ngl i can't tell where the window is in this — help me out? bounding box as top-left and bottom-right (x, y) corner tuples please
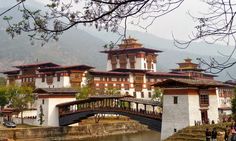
(173, 96), (178, 104)
(148, 92), (152, 98)
(141, 92), (144, 98)
(200, 94), (209, 105)
(125, 92), (129, 95)
(42, 99), (45, 105)
(133, 92), (136, 98)
(130, 62), (135, 69)
(144, 63), (146, 68)
(116, 84), (121, 89)
(108, 83), (113, 88)
(57, 73), (60, 82)
(99, 83), (105, 89)
(42, 75), (45, 82)
(134, 84), (142, 91)
(46, 75), (53, 84)
(124, 84), (129, 90)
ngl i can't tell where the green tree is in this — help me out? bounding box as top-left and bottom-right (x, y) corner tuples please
(0, 86), (8, 110)
(152, 87), (163, 106)
(8, 85), (34, 124)
(105, 88), (119, 95)
(0, 77), (6, 86)
(231, 88), (236, 120)
(75, 86), (92, 100)
(38, 105), (44, 126)
(74, 73), (96, 100)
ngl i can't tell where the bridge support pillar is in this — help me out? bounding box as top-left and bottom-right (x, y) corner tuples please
(135, 103), (138, 112)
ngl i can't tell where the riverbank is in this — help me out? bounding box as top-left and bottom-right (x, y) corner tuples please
(0, 121), (149, 141)
(164, 122), (230, 141)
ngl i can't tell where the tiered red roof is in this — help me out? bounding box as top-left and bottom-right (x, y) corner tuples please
(153, 78), (233, 88)
(2, 70), (20, 75)
(38, 65), (94, 72)
(89, 70), (129, 76)
(14, 62), (60, 68)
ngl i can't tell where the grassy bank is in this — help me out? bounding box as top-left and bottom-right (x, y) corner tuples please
(164, 123), (230, 141)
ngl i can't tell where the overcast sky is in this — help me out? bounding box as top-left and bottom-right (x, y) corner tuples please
(33, 0), (206, 41)
(0, 0), (219, 41)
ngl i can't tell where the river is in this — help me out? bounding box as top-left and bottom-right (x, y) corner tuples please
(79, 131), (161, 141)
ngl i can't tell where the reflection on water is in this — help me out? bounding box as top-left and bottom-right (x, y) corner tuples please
(79, 131), (161, 141)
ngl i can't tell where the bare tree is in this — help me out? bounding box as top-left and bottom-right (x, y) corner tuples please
(174, 0), (236, 74)
(1, 0), (184, 45)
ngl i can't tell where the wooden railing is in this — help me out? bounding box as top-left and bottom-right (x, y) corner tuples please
(58, 99), (162, 120)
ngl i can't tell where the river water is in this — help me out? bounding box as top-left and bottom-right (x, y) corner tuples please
(79, 131), (161, 141)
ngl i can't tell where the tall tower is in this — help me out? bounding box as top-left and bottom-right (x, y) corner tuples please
(100, 37), (162, 72)
(171, 58), (216, 79)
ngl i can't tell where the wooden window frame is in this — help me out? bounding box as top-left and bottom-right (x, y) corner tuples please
(173, 96), (178, 104)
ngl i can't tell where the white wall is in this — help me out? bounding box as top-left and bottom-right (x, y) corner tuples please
(208, 95), (219, 123)
(188, 95), (201, 126)
(17, 110), (37, 118)
(13, 117), (37, 126)
(135, 58), (142, 70)
(36, 98), (49, 126)
(106, 60), (112, 71)
(36, 97), (76, 127)
(161, 94), (190, 140)
(35, 76), (71, 88)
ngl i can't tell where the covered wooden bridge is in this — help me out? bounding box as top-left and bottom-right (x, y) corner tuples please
(56, 95), (162, 131)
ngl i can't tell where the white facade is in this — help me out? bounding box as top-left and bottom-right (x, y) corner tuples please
(36, 97), (76, 126)
(161, 88), (219, 140)
(35, 74), (87, 89)
(106, 55), (157, 72)
(216, 87), (233, 115)
(161, 94), (191, 140)
(35, 76), (71, 88)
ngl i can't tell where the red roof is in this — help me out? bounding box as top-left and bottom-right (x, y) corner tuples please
(111, 68), (148, 73)
(89, 70), (129, 76)
(100, 47), (162, 54)
(38, 65), (94, 72)
(153, 78), (234, 88)
(14, 62), (60, 68)
(1, 69), (20, 75)
(147, 71), (188, 77)
(218, 107), (231, 110)
(171, 68), (204, 72)
(0, 108), (18, 114)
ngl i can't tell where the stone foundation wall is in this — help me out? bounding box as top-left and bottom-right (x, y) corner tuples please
(0, 121), (149, 141)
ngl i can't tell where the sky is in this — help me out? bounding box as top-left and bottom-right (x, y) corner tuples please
(0, 0), (213, 40)
(32, 0), (206, 41)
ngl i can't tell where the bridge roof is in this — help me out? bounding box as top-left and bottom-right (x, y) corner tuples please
(56, 99), (96, 107)
(56, 95), (134, 107)
(89, 95), (124, 99)
(33, 88), (78, 94)
(119, 97), (161, 106)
